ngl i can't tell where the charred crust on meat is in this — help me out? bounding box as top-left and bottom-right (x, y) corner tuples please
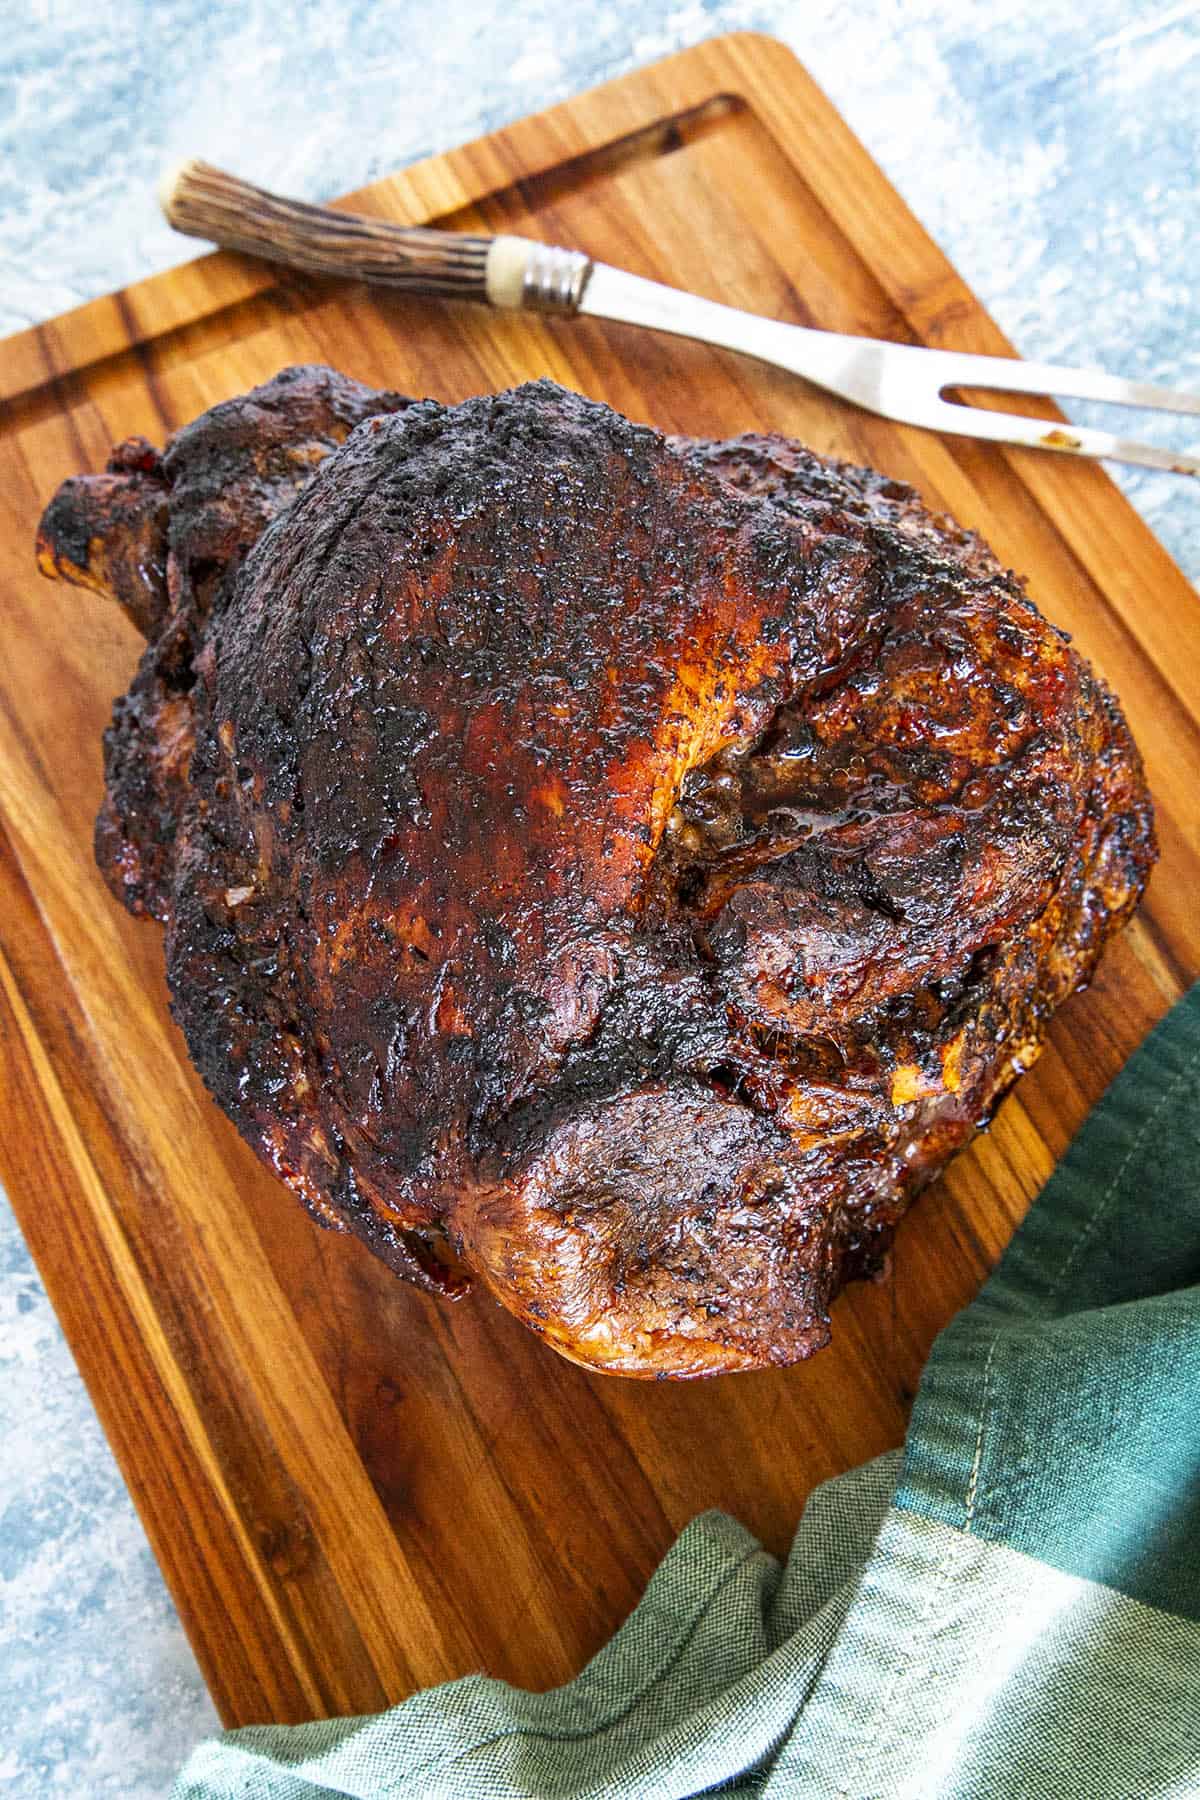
(36, 367), (1156, 1378)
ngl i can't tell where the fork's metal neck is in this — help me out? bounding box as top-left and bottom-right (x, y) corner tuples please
(521, 244), (593, 314)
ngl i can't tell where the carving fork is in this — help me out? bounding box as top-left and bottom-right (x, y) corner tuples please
(161, 161), (1200, 477)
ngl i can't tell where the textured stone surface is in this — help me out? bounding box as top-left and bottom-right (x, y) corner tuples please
(1, 3), (1196, 1794)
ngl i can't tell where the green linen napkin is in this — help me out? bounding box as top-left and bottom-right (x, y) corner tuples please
(174, 986), (1200, 1799)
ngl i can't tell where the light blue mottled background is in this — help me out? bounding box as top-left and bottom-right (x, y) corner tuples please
(1, 2), (1196, 1794)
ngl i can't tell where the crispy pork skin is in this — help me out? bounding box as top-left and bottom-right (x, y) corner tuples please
(37, 368), (1155, 1376)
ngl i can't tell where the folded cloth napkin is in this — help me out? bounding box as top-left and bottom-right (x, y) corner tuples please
(174, 988), (1200, 1800)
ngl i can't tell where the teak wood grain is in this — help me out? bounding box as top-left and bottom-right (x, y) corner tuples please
(0, 34), (1196, 1724)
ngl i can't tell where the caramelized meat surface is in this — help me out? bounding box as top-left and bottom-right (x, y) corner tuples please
(37, 368), (1155, 1376)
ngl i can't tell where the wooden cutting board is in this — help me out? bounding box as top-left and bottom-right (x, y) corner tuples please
(1, 32), (1197, 1725)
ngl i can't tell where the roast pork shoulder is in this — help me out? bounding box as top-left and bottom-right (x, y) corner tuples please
(37, 367), (1155, 1376)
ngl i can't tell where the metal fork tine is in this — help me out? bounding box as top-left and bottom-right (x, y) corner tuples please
(926, 350), (1200, 416)
(572, 268), (1200, 475)
(923, 395), (1200, 476)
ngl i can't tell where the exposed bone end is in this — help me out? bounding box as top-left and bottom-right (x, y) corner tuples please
(36, 454), (170, 640)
